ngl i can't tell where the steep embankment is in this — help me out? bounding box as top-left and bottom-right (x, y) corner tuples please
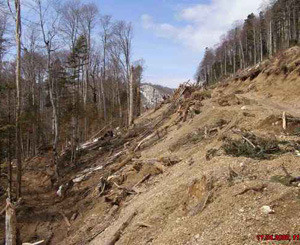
(0, 47), (299, 245)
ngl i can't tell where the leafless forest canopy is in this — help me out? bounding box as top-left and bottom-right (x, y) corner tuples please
(0, 0), (144, 186)
(195, 0), (300, 85)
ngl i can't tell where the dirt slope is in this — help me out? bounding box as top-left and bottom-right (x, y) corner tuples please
(1, 47), (300, 245)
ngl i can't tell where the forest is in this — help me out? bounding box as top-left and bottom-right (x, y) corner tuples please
(195, 0), (300, 85)
(0, 0), (143, 200)
(0, 0), (300, 244)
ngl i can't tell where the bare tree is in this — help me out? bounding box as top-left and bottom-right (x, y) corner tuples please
(99, 15), (113, 122)
(0, 12), (8, 68)
(59, 0), (82, 164)
(14, 0), (22, 200)
(128, 65), (134, 125)
(34, 0), (61, 180)
(79, 2), (98, 139)
(113, 21), (133, 125)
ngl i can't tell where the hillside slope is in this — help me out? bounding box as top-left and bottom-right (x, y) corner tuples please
(0, 47), (300, 245)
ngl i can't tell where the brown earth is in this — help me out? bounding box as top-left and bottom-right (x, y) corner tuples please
(1, 46), (300, 245)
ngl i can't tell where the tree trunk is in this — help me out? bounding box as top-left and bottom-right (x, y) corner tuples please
(7, 86), (12, 200)
(15, 0), (22, 200)
(224, 46), (227, 75)
(260, 31), (263, 62)
(100, 68), (107, 121)
(5, 199), (17, 245)
(136, 77), (141, 117)
(128, 66), (134, 126)
(269, 20), (273, 57)
(239, 39), (245, 69)
(116, 80), (122, 123)
(253, 27), (257, 64)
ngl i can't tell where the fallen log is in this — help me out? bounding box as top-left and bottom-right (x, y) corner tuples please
(133, 174), (151, 188)
(104, 210), (137, 245)
(87, 205), (119, 242)
(110, 152), (137, 173)
(134, 133), (156, 152)
(104, 151), (126, 167)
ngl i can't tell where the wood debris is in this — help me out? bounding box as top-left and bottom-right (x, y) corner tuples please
(22, 241), (44, 245)
(234, 183), (267, 196)
(103, 210), (138, 245)
(136, 222), (152, 228)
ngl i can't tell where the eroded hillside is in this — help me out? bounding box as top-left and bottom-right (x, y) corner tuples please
(1, 47), (300, 245)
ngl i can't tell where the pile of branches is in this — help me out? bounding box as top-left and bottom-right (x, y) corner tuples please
(223, 132), (284, 160)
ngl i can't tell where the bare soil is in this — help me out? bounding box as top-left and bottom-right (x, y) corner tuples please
(1, 47), (300, 245)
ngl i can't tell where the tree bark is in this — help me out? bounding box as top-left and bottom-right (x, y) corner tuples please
(100, 68), (107, 121)
(128, 66), (134, 126)
(15, 0), (22, 200)
(136, 77), (141, 117)
(5, 199), (17, 245)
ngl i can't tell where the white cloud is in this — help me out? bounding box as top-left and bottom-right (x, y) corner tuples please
(145, 74), (188, 89)
(141, 14), (178, 39)
(141, 0), (265, 52)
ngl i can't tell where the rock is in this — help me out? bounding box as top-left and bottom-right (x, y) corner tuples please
(261, 205), (274, 214)
(56, 185), (63, 197)
(241, 106), (247, 110)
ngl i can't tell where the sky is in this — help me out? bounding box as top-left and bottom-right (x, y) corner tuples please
(97, 0), (266, 88)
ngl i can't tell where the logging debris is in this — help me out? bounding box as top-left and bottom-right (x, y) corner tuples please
(22, 241), (44, 245)
(223, 132), (286, 159)
(102, 210), (137, 245)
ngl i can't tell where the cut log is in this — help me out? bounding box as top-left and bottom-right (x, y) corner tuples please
(87, 205), (119, 242)
(110, 153), (136, 173)
(134, 133), (156, 152)
(104, 210), (137, 245)
(133, 174), (151, 188)
(104, 151), (125, 167)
